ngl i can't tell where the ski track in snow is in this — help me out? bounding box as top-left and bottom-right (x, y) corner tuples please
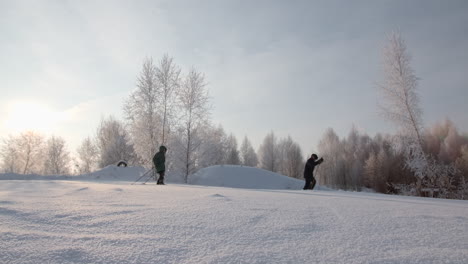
(1, 180), (468, 264)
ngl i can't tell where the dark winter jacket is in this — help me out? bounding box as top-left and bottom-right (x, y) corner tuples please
(153, 146), (167, 173)
(303, 157), (323, 180)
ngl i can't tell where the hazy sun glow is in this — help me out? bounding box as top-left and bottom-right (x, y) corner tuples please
(3, 101), (65, 133)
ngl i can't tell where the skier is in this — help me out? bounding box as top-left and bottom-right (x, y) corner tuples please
(153, 145), (167, 185)
(303, 154), (324, 190)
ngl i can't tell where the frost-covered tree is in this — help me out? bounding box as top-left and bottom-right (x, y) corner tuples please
(377, 32), (461, 197)
(124, 57), (161, 167)
(43, 136), (71, 175)
(364, 148), (391, 193)
(174, 67), (210, 182)
(17, 131), (45, 174)
(225, 134), (240, 165)
(424, 119), (468, 163)
(343, 126), (370, 190)
(0, 135), (20, 173)
(455, 146), (468, 199)
(96, 116), (135, 168)
(258, 131), (278, 172)
(156, 54), (181, 145)
(76, 137), (98, 174)
(23, 132), (45, 174)
(0, 131), (45, 174)
(376, 147), (391, 191)
(240, 136), (258, 167)
(379, 31), (424, 146)
(378, 31), (428, 193)
(277, 136), (303, 179)
(317, 128), (345, 188)
(456, 146), (468, 177)
(197, 124), (228, 168)
(364, 151), (378, 189)
(421, 120), (468, 198)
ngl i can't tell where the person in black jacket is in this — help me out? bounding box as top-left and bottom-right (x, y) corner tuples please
(152, 146), (167, 185)
(303, 154), (324, 190)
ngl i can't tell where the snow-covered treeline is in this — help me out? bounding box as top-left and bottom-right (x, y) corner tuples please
(316, 121), (468, 199)
(257, 132), (304, 179)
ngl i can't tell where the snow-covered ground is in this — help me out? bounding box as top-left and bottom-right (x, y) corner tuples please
(1, 166), (467, 263)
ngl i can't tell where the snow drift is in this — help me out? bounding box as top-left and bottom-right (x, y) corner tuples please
(189, 165), (325, 190)
(82, 165), (146, 181)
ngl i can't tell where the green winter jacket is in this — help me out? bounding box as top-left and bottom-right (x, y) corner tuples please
(153, 146), (167, 173)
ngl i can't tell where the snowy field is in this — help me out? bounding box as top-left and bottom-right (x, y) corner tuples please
(1, 166), (468, 263)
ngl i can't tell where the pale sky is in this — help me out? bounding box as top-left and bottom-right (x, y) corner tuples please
(1, 0), (467, 155)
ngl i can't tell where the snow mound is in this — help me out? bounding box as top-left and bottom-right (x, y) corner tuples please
(82, 165), (146, 181)
(189, 165), (325, 190)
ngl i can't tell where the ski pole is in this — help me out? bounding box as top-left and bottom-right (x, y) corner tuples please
(131, 168), (153, 185)
(142, 170), (155, 184)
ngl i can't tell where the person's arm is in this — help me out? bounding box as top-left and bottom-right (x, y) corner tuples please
(315, 157), (324, 165)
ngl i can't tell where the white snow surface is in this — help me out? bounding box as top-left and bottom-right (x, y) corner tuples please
(1, 166), (468, 264)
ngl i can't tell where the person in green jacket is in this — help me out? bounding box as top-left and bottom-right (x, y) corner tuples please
(152, 145), (167, 185)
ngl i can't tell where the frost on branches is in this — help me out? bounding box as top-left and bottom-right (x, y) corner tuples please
(404, 140), (459, 198)
(376, 31), (467, 198)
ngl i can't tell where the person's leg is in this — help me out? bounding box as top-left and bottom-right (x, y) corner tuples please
(157, 171), (165, 184)
(311, 177), (317, 190)
(303, 178), (311, 190)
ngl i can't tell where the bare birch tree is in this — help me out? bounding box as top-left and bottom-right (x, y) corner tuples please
(258, 131), (278, 172)
(278, 136), (304, 179)
(225, 134), (240, 165)
(43, 136), (71, 175)
(240, 136), (258, 167)
(17, 131), (45, 174)
(0, 135), (20, 173)
(1, 132), (47, 174)
(197, 124), (228, 168)
(96, 116), (135, 168)
(156, 54), (181, 145)
(378, 31), (428, 193)
(124, 57), (161, 167)
(317, 128), (345, 188)
(76, 136), (98, 174)
(379, 31), (424, 145)
(176, 68), (210, 182)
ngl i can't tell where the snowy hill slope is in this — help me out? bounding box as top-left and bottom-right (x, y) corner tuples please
(82, 165), (147, 181)
(1, 180), (467, 264)
(190, 165), (327, 190)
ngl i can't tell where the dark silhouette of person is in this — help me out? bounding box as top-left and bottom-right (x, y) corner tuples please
(303, 154), (323, 190)
(152, 145), (167, 185)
